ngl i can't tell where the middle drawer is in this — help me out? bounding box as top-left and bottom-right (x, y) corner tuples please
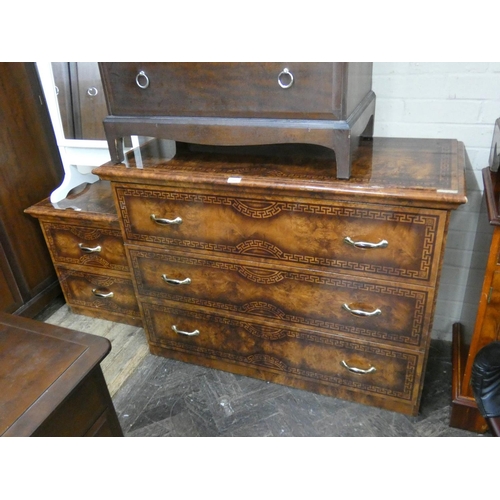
(127, 246), (434, 349)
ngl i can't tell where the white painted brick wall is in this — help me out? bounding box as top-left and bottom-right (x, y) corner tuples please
(372, 62), (500, 340)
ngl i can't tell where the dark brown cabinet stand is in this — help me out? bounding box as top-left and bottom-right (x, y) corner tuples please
(0, 312), (123, 437)
(450, 167), (500, 433)
(98, 62), (375, 179)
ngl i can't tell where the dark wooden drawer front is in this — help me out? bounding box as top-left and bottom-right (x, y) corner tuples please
(129, 248), (433, 348)
(116, 185), (446, 285)
(100, 62), (345, 120)
(141, 302), (423, 405)
(57, 267), (139, 318)
(41, 222), (129, 273)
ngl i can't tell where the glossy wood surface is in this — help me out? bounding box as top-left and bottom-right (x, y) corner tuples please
(98, 63), (374, 178)
(0, 62), (64, 316)
(99, 62), (371, 120)
(0, 312), (122, 436)
(56, 267), (140, 323)
(450, 167), (500, 432)
(26, 181), (142, 327)
(96, 138), (467, 209)
(114, 182), (448, 286)
(142, 300), (425, 414)
(94, 137), (467, 415)
(129, 246), (434, 349)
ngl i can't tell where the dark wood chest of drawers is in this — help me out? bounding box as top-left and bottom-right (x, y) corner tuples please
(98, 62), (375, 179)
(95, 138), (467, 415)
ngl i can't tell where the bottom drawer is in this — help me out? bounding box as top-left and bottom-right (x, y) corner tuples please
(57, 267), (140, 320)
(141, 301), (425, 414)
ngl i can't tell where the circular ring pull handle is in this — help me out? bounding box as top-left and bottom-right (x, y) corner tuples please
(278, 68), (294, 89)
(136, 70), (150, 89)
(342, 303), (382, 317)
(172, 325), (200, 337)
(341, 360), (376, 375)
(87, 86), (98, 97)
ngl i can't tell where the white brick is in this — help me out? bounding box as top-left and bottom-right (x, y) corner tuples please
(446, 74), (500, 100)
(478, 101), (500, 123)
(402, 99), (483, 123)
(372, 74), (450, 99)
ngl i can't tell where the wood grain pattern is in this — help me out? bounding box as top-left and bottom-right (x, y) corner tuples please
(128, 246), (434, 348)
(0, 311), (122, 437)
(115, 184), (447, 285)
(93, 137), (467, 416)
(450, 168), (500, 432)
(98, 62), (374, 178)
(27, 181), (142, 327)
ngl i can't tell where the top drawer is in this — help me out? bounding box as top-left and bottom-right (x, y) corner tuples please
(99, 63), (371, 120)
(113, 184), (448, 285)
(40, 221), (129, 274)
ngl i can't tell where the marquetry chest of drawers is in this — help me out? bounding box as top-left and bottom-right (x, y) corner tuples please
(26, 180), (142, 327)
(95, 138), (467, 415)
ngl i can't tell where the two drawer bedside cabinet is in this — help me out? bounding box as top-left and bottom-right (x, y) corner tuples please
(26, 180), (142, 327)
(94, 137), (467, 415)
(98, 62), (375, 180)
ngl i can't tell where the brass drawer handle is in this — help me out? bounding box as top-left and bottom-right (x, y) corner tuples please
(151, 214), (183, 225)
(78, 243), (102, 253)
(92, 289), (114, 298)
(342, 303), (382, 317)
(344, 236), (388, 249)
(341, 360), (376, 375)
(135, 70), (150, 89)
(162, 274), (191, 286)
(278, 68), (294, 89)
(172, 325), (200, 337)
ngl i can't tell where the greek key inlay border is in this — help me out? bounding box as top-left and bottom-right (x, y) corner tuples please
(142, 302), (417, 401)
(44, 223), (128, 272)
(131, 249), (427, 346)
(117, 188), (440, 282)
(58, 269), (137, 315)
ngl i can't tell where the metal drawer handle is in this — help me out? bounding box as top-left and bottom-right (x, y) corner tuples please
(78, 243), (102, 253)
(151, 214), (183, 225)
(136, 70), (150, 89)
(344, 236), (388, 249)
(172, 325), (200, 337)
(341, 360), (376, 375)
(162, 274), (191, 286)
(92, 289), (114, 298)
(278, 68), (294, 89)
(342, 303), (382, 317)
(87, 86), (98, 97)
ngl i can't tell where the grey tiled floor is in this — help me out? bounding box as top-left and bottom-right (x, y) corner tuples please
(112, 338), (486, 437)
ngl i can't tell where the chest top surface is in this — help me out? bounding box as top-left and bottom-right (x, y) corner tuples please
(95, 137), (467, 210)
